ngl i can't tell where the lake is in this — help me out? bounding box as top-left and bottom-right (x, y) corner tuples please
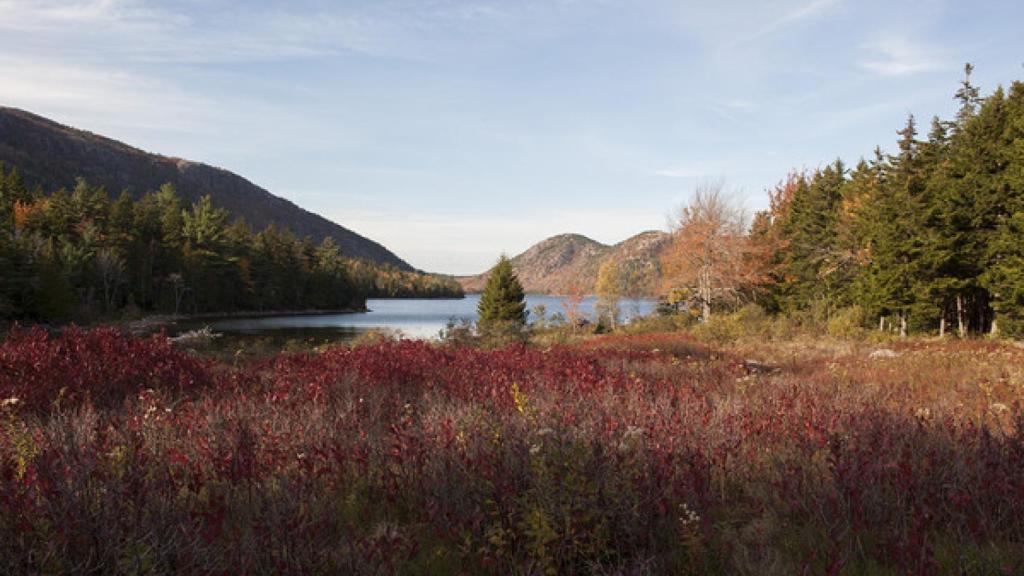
(187, 294), (657, 341)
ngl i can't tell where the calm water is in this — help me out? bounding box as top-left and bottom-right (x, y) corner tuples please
(193, 294), (656, 340)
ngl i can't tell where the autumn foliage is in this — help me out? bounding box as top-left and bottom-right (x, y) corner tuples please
(2, 328), (1024, 573)
(661, 184), (767, 322)
(0, 326), (213, 412)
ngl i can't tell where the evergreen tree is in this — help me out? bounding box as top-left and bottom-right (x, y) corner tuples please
(936, 84), (1007, 334)
(35, 239), (73, 319)
(954, 63), (982, 128)
(3, 166), (32, 206)
(854, 116), (931, 335)
(181, 195), (234, 312)
(225, 217), (257, 309)
(981, 80), (1024, 335)
(130, 192), (164, 309)
(109, 190), (135, 248)
(0, 163), (456, 321)
(774, 161), (847, 316)
(477, 255), (526, 331)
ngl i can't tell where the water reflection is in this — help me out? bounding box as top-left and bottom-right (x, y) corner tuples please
(186, 294), (656, 341)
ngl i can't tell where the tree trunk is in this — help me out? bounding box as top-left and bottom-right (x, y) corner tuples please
(991, 318), (999, 337)
(879, 316), (885, 332)
(957, 294), (966, 338)
(939, 315), (946, 338)
(699, 268), (711, 324)
(899, 312), (907, 338)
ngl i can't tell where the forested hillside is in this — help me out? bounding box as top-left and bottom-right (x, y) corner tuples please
(737, 66), (1024, 337)
(0, 169), (462, 321)
(0, 107), (413, 269)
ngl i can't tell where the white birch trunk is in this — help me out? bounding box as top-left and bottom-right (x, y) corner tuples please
(957, 294), (965, 338)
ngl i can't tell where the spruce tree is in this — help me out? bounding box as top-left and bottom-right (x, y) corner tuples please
(954, 63), (982, 127)
(775, 161), (846, 316)
(938, 85), (1007, 334)
(916, 116), (956, 335)
(981, 80), (1024, 335)
(477, 255), (526, 331)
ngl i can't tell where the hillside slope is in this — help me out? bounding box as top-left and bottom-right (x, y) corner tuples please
(459, 231), (671, 295)
(0, 106), (412, 270)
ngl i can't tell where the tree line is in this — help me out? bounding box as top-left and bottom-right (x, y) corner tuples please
(0, 170), (463, 321)
(662, 65), (1024, 337)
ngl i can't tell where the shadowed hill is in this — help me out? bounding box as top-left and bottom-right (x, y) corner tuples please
(0, 106), (412, 270)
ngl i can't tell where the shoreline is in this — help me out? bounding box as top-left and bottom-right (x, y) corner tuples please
(0, 296), (470, 337)
(125, 307), (369, 335)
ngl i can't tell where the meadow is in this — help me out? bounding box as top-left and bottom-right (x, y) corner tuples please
(2, 326), (1024, 575)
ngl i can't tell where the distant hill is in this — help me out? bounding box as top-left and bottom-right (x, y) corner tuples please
(0, 106), (413, 270)
(459, 231), (672, 295)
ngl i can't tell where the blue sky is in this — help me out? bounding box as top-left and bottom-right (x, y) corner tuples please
(1, 0), (1022, 274)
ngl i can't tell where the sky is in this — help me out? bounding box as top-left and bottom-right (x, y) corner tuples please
(1, 0), (1022, 274)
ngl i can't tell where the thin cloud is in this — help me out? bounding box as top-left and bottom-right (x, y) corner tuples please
(782, 0), (841, 23)
(861, 38), (950, 76)
(0, 56), (218, 133)
(0, 0), (182, 30)
(0, 1), (402, 63)
(749, 0), (842, 41)
(676, 0), (842, 51)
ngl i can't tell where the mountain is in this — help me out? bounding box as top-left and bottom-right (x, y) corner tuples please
(0, 106), (412, 270)
(459, 230), (672, 295)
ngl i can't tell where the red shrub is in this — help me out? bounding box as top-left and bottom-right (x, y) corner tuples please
(0, 325), (213, 412)
(2, 329), (1024, 573)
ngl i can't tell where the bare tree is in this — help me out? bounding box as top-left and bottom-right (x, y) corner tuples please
(661, 182), (759, 323)
(166, 273), (189, 315)
(560, 280), (587, 332)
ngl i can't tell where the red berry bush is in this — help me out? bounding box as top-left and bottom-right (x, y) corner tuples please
(0, 326), (213, 413)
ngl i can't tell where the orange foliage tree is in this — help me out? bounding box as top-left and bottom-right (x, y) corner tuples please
(661, 183), (766, 323)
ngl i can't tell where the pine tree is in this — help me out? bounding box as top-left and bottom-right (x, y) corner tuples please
(109, 190), (135, 247)
(774, 161), (846, 317)
(980, 80), (1024, 335)
(3, 166), (31, 206)
(35, 240), (74, 319)
(181, 195), (233, 312)
(937, 84), (1007, 334)
(915, 116), (956, 335)
(477, 255), (526, 331)
(130, 192), (164, 309)
(722, 66), (1024, 338)
(954, 63), (982, 128)
(46, 189), (75, 237)
(859, 115), (929, 336)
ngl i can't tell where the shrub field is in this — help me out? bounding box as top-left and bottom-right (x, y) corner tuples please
(2, 326), (1024, 574)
